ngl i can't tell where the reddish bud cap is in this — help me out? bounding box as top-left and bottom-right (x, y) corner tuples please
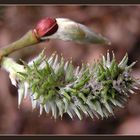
(34, 17), (58, 39)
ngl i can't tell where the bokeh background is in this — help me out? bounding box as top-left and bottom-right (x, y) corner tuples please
(0, 5), (140, 135)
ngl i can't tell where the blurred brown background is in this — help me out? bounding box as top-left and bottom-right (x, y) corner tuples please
(0, 5), (140, 135)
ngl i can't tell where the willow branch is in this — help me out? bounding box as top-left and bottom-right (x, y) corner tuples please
(0, 30), (39, 62)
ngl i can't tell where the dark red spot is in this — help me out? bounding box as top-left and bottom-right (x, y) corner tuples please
(35, 17), (58, 39)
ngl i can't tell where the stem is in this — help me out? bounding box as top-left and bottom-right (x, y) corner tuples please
(0, 30), (39, 62)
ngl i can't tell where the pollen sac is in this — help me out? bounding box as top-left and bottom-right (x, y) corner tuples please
(34, 17), (58, 39)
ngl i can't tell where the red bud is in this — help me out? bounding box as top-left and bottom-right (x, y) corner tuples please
(34, 17), (58, 39)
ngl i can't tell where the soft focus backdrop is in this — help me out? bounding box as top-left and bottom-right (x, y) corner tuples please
(0, 5), (140, 135)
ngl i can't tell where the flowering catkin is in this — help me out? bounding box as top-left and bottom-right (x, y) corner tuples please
(13, 50), (139, 120)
